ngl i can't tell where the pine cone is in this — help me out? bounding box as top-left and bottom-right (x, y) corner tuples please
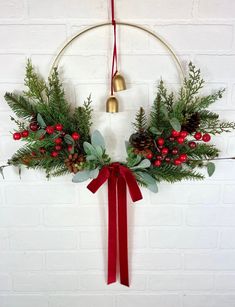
(64, 153), (85, 174)
(181, 112), (200, 134)
(129, 132), (152, 150)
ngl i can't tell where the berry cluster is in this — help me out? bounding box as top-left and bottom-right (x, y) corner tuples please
(144, 129), (211, 167)
(13, 120), (81, 159)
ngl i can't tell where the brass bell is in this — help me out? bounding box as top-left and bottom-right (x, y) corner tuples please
(112, 72), (126, 92)
(106, 95), (119, 113)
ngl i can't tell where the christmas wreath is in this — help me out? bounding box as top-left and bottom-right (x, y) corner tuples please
(2, 60), (235, 286)
(1, 61), (235, 191)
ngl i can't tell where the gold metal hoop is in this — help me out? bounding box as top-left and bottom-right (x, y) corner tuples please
(49, 21), (185, 80)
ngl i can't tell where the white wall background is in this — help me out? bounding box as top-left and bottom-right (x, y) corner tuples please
(0, 0), (235, 306)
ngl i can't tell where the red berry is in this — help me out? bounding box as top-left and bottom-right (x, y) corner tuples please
(51, 151), (58, 157)
(146, 152), (153, 159)
(194, 132), (202, 140)
(55, 123), (63, 131)
(172, 148), (178, 155)
(67, 145), (73, 151)
(179, 153), (188, 163)
(61, 132), (66, 137)
(39, 147), (46, 154)
(21, 130), (29, 138)
(177, 136), (185, 144)
(171, 130), (180, 137)
(179, 131), (188, 138)
(46, 126), (54, 134)
(154, 160), (162, 167)
(29, 122), (39, 132)
(202, 133), (211, 142)
(54, 137), (62, 145)
(39, 134), (45, 141)
(188, 141), (197, 149)
(55, 145), (62, 151)
(71, 132), (80, 141)
(174, 159), (182, 166)
(169, 137), (175, 142)
(161, 147), (169, 155)
(13, 132), (21, 140)
(165, 157), (171, 163)
(157, 137), (165, 146)
(31, 151), (36, 157)
(156, 155), (163, 160)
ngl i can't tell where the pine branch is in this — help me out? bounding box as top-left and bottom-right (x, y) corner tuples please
(4, 93), (37, 120)
(24, 59), (47, 103)
(133, 107), (147, 132)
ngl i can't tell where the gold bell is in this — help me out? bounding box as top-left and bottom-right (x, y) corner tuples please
(106, 95), (119, 113)
(112, 72), (126, 92)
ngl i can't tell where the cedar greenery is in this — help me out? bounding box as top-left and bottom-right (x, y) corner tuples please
(128, 62), (235, 188)
(3, 60), (93, 178)
(1, 61), (235, 192)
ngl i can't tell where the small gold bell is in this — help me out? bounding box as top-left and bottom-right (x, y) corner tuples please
(106, 95), (119, 113)
(113, 72), (126, 92)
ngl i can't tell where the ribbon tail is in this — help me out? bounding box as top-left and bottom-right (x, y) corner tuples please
(117, 175), (129, 286)
(107, 174), (117, 284)
(124, 169), (143, 202)
(87, 167), (109, 194)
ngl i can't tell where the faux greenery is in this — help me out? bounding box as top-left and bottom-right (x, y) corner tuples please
(1, 61), (235, 193)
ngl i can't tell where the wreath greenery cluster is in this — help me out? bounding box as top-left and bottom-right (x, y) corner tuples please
(1, 60), (235, 192)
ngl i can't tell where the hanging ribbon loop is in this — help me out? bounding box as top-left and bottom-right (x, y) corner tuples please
(87, 163), (142, 286)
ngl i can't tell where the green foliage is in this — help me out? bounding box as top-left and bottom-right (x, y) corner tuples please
(4, 60), (93, 178)
(133, 107), (147, 132)
(129, 62), (235, 184)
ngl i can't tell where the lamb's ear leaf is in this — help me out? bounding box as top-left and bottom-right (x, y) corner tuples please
(72, 170), (91, 183)
(207, 162), (215, 177)
(91, 130), (105, 148)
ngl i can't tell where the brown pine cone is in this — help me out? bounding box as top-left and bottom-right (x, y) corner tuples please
(182, 112), (200, 134)
(64, 153), (85, 174)
(129, 132), (152, 150)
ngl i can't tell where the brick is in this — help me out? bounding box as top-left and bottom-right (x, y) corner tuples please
(80, 273), (146, 290)
(0, 25), (67, 52)
(116, 295), (181, 307)
(184, 252), (235, 270)
(28, 0), (108, 19)
(80, 228), (147, 249)
(149, 274), (213, 290)
(215, 275), (235, 290)
(12, 273), (79, 292)
(0, 55), (26, 81)
(0, 252), (43, 271)
(0, 295), (48, 307)
(223, 184), (235, 204)
(44, 206), (105, 226)
(0, 207), (40, 226)
(133, 206), (182, 226)
(0, 229), (9, 250)
(121, 54), (182, 82)
(150, 184), (221, 205)
(199, 0), (235, 19)
(0, 275), (12, 291)
(183, 295), (235, 307)
(195, 55), (235, 81)
(133, 252), (181, 270)
(116, 0), (193, 19)
(220, 230), (235, 248)
(149, 228), (218, 249)
(46, 252), (103, 271)
(0, 0), (25, 18)
(186, 207), (235, 226)
(152, 25), (233, 52)
(9, 230), (77, 250)
(49, 295), (114, 307)
(5, 184), (75, 205)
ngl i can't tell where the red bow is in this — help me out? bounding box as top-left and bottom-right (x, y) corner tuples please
(87, 162), (143, 286)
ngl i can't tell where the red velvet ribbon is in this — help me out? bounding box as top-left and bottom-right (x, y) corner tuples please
(87, 163), (143, 286)
(111, 0), (118, 95)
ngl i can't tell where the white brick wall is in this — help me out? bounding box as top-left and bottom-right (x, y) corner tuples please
(0, 0), (235, 306)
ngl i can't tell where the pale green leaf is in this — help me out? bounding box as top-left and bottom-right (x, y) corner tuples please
(207, 162), (216, 177)
(91, 130), (105, 148)
(169, 117), (181, 131)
